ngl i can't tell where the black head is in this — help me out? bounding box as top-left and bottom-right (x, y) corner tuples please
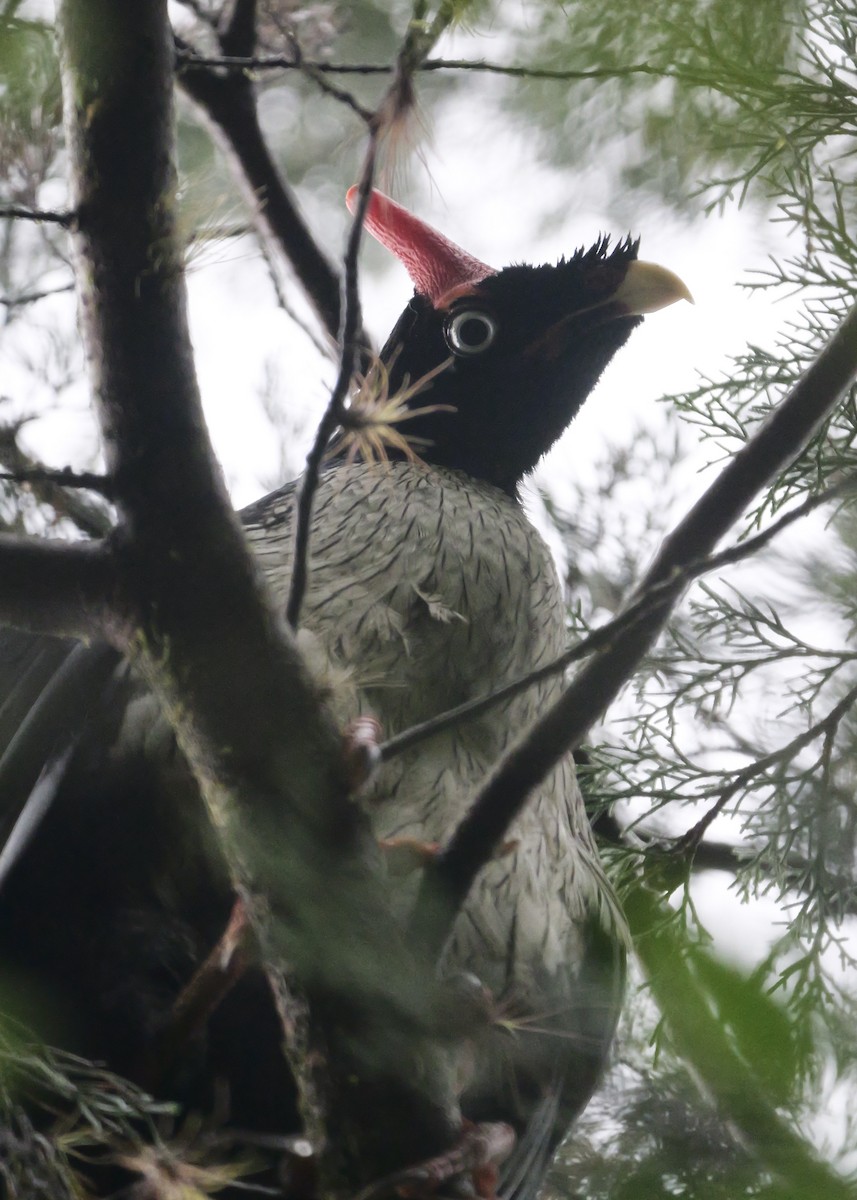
(342, 190), (690, 496)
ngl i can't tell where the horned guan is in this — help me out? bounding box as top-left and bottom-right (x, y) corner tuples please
(0, 189), (689, 1197)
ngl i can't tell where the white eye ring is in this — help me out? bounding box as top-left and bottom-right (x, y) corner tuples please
(444, 309), (499, 356)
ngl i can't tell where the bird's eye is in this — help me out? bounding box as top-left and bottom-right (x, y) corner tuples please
(444, 308), (498, 356)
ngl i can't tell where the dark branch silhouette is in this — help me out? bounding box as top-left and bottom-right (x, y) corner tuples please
(284, 6), (466, 632)
(1, 0), (463, 1185)
(0, 205), (75, 226)
(0, 467), (114, 496)
(286, 147), (377, 630)
(0, 536), (114, 638)
(173, 52), (671, 82)
(0, 282), (75, 309)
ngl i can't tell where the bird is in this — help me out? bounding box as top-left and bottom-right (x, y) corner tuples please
(0, 188), (689, 1198)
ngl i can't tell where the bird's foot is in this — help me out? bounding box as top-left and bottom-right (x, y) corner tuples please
(141, 896), (255, 1088)
(343, 715), (383, 791)
(355, 1120), (515, 1200)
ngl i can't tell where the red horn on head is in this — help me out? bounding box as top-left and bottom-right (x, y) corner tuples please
(346, 187), (495, 307)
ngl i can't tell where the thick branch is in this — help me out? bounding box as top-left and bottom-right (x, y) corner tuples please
(412, 305), (857, 955)
(0, 535), (115, 639)
(56, 0), (456, 1185)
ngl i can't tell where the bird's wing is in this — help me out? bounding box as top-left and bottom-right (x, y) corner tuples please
(0, 629), (120, 883)
(0, 480), (302, 880)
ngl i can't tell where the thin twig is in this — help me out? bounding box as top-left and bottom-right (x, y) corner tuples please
(255, 230), (337, 362)
(285, 144), (377, 630)
(380, 472), (857, 763)
(0, 426), (114, 538)
(175, 35), (351, 348)
(173, 52), (668, 82)
(0, 282), (75, 309)
(0, 205), (75, 227)
(410, 303), (857, 959)
(172, 52), (811, 117)
(672, 677), (857, 855)
(278, 25), (374, 123)
(0, 466), (114, 496)
(284, 1), (494, 631)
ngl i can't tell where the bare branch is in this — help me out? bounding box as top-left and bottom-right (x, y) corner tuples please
(273, 23), (375, 122)
(0, 535), (115, 639)
(172, 52), (669, 82)
(0, 282), (75, 309)
(0, 205), (75, 226)
(53, 0), (459, 1182)
(285, 0), (464, 632)
(0, 466), (114, 496)
(286, 144), (377, 630)
(411, 303), (857, 958)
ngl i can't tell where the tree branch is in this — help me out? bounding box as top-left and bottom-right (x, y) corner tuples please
(0, 535), (115, 639)
(411, 304), (857, 957)
(672, 677), (857, 854)
(0, 466), (114, 496)
(0, 282), (75, 309)
(53, 0), (458, 1185)
(173, 53), (670, 81)
(0, 205), (75, 226)
(286, 0), (472, 632)
(175, 34), (360, 353)
(286, 145), (377, 630)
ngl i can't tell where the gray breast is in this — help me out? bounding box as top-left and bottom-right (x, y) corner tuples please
(245, 463), (623, 997)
